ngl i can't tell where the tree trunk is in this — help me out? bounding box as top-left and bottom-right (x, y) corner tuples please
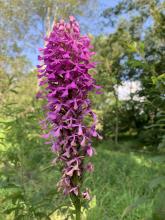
(114, 87), (119, 145)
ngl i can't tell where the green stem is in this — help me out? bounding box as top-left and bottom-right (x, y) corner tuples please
(75, 196), (81, 220)
(70, 166), (82, 220)
(70, 194), (81, 220)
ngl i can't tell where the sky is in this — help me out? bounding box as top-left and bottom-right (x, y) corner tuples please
(26, 0), (118, 66)
(118, 81), (142, 101)
(78, 0), (118, 35)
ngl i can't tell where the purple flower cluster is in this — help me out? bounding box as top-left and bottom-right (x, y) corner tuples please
(37, 16), (101, 199)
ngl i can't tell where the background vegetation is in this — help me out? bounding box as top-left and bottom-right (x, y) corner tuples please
(0, 0), (165, 219)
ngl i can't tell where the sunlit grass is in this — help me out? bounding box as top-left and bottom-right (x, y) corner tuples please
(83, 141), (163, 220)
(0, 139), (163, 220)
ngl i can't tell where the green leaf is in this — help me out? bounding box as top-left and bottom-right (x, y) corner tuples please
(121, 196), (147, 219)
(152, 191), (165, 220)
(151, 155), (165, 163)
(10, 89), (18, 94)
(40, 164), (55, 172)
(0, 182), (22, 189)
(149, 176), (165, 189)
(34, 212), (51, 220)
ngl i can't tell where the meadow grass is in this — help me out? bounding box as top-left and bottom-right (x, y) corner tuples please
(83, 141), (163, 220)
(0, 139), (164, 220)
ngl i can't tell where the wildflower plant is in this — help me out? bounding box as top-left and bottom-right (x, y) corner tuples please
(37, 16), (101, 219)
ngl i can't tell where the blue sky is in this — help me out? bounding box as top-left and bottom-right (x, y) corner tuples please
(78, 0), (118, 35)
(26, 0), (118, 66)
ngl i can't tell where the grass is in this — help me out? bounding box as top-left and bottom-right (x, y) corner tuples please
(83, 141), (164, 220)
(49, 142), (164, 220)
(50, 140), (164, 220)
(0, 139), (164, 220)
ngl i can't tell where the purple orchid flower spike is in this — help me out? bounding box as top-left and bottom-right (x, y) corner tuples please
(37, 15), (101, 219)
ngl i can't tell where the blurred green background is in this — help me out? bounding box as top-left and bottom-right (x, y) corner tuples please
(0, 0), (165, 219)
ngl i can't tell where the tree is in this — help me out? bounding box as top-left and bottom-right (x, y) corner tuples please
(95, 0), (165, 147)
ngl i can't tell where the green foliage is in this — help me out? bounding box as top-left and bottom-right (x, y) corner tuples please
(0, 72), (70, 219)
(92, 0), (165, 149)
